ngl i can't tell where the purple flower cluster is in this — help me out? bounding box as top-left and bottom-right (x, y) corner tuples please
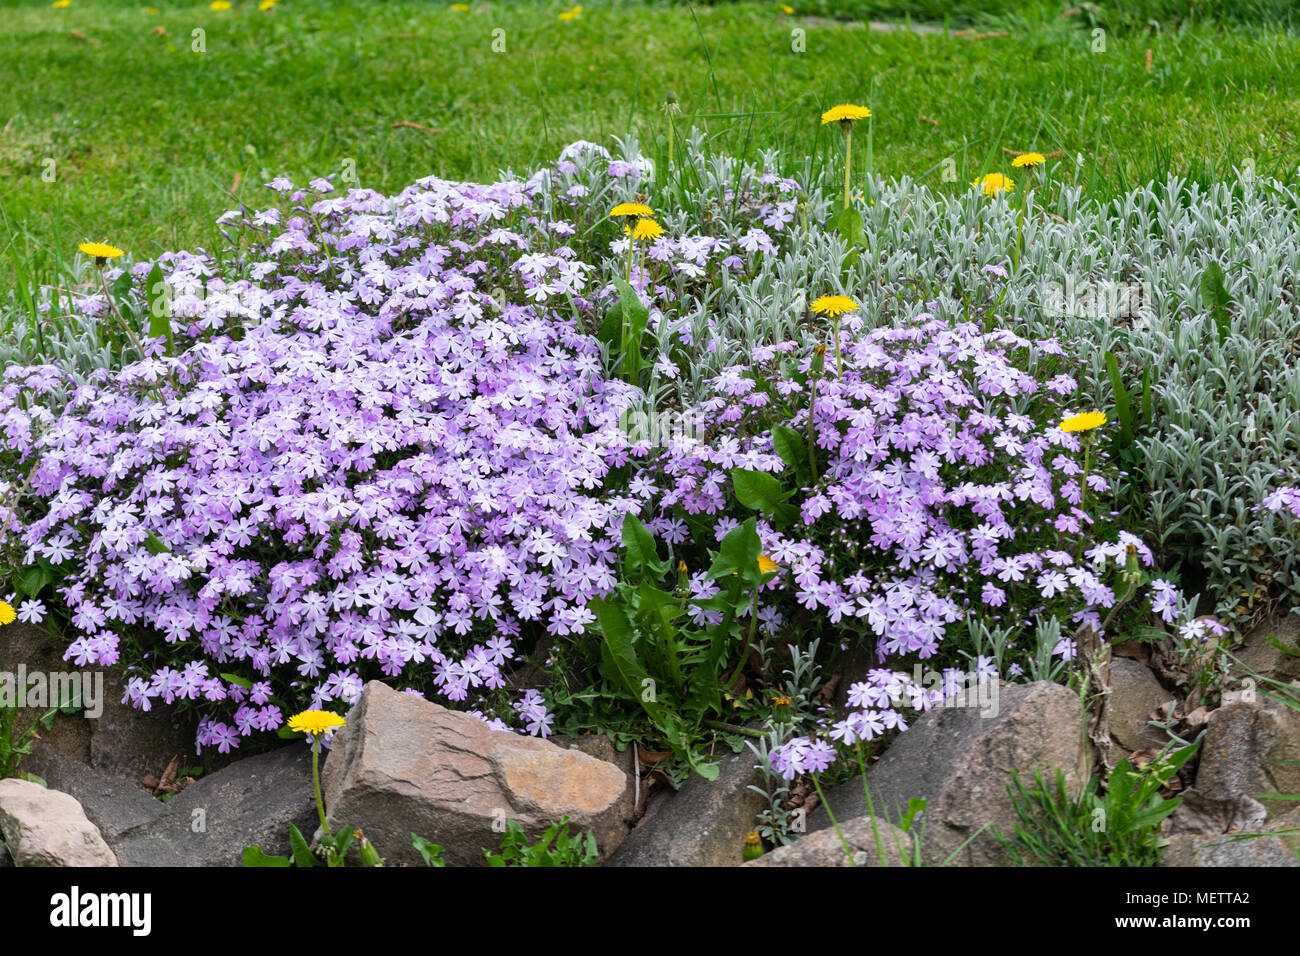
(1264, 487), (1300, 519)
(4, 169), (657, 751)
(634, 314), (1180, 772)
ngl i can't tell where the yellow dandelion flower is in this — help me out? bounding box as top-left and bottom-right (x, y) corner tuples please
(810, 295), (859, 317)
(449, 3), (469, 10)
(78, 242), (124, 262)
(771, 695), (791, 707)
(1011, 152), (1046, 168)
(610, 202), (653, 219)
(1060, 411), (1107, 433)
(259, 0), (276, 9)
(631, 218), (663, 242)
(145, 4), (159, 10)
(779, 3), (793, 12)
(0, 601), (15, 627)
(973, 173), (1014, 196)
(821, 103), (871, 126)
(758, 554), (779, 574)
(53, 0), (71, 7)
(211, 0), (232, 9)
(287, 710), (347, 736)
(559, 5), (581, 20)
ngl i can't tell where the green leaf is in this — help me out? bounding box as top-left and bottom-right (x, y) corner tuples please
(288, 824), (319, 867)
(13, 563), (53, 599)
(111, 270), (134, 307)
(835, 207), (866, 248)
(143, 532), (171, 555)
(612, 277), (650, 385)
(411, 834), (446, 867)
(1199, 262), (1234, 344)
(1105, 351), (1134, 447)
(145, 263), (173, 355)
(770, 425), (811, 486)
(621, 513), (667, 582)
(592, 598), (660, 719)
(731, 468), (798, 528)
(900, 797), (928, 834)
(242, 845), (292, 867)
(219, 673), (255, 690)
(707, 517), (763, 587)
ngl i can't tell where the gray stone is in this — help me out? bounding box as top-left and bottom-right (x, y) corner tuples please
(0, 622), (92, 764)
(113, 745), (317, 866)
(1195, 695), (1300, 815)
(606, 747), (767, 867)
(1107, 658), (1173, 752)
(320, 681), (627, 867)
(1234, 613), (1300, 684)
(810, 681), (1088, 866)
(0, 777), (117, 866)
(21, 743), (164, 845)
(88, 669), (199, 785)
(1159, 832), (1299, 867)
(745, 817), (913, 867)
(0, 621), (199, 785)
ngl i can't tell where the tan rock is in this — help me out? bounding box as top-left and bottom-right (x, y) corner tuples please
(321, 681), (626, 866)
(0, 778), (117, 866)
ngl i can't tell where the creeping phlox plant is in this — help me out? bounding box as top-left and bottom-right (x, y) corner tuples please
(635, 312), (1190, 776)
(0, 169), (665, 751)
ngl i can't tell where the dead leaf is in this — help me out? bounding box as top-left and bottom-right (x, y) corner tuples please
(637, 746), (672, 765)
(230, 170), (242, 195)
(70, 30), (102, 47)
(151, 25), (166, 36)
(157, 754), (180, 793)
(1183, 705), (1212, 729)
(917, 114), (939, 127)
(1145, 48), (1153, 72)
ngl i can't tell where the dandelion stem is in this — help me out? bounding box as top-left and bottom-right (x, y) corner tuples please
(843, 128), (853, 212)
(311, 736), (330, 839)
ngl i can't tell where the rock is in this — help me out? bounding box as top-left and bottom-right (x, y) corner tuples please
(1166, 789), (1270, 837)
(1107, 658), (1173, 752)
(1234, 613), (1300, 684)
(550, 733), (636, 833)
(809, 681), (1088, 866)
(744, 817), (913, 867)
(1160, 796), (1300, 866)
(1158, 832), (1299, 867)
(320, 681), (627, 867)
(0, 621), (200, 785)
(0, 622), (92, 764)
(112, 745), (317, 866)
(0, 777), (118, 866)
(21, 743), (164, 845)
(1195, 695), (1300, 815)
(88, 669), (200, 785)
(606, 747), (767, 867)
(0, 840), (11, 867)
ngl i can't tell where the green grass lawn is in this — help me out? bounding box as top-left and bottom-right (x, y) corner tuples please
(2, 0), (1299, 277)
